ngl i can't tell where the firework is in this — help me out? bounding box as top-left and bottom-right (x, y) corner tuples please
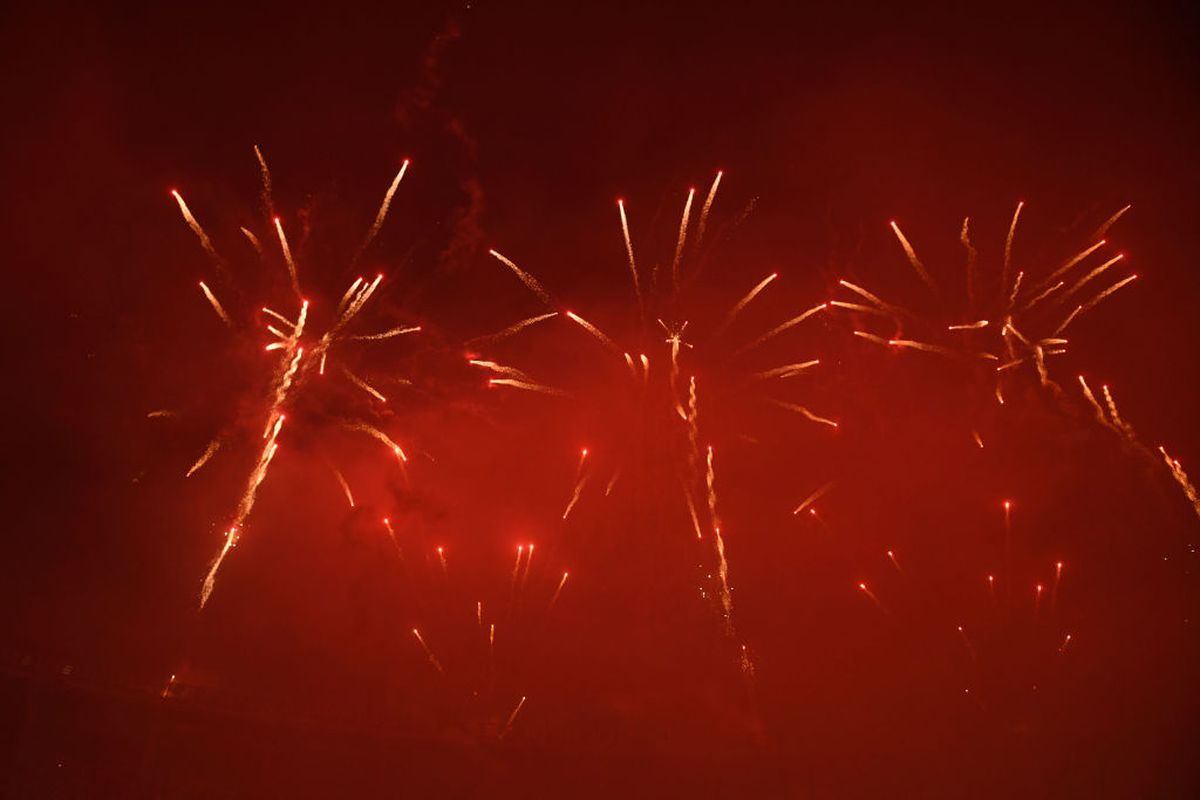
(170, 148), (421, 607)
(475, 172), (835, 667)
(836, 204), (1137, 410)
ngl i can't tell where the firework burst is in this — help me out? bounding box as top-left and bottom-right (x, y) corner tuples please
(169, 149), (421, 608)
(835, 204), (1136, 414)
(473, 172), (837, 662)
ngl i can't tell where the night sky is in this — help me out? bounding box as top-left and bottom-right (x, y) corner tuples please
(2, 2), (1199, 796)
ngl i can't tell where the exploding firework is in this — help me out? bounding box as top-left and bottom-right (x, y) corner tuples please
(472, 172), (837, 663)
(834, 204), (1136, 416)
(168, 149), (421, 607)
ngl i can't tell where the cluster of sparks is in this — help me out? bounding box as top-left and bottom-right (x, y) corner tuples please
(157, 154), (1200, 741)
(835, 203), (1137, 417)
(474, 171), (837, 667)
(170, 149), (417, 607)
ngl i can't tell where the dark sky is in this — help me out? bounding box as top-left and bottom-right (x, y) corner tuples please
(2, 1), (1199, 796)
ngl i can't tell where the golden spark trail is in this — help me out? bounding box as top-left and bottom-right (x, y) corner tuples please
(437, 546), (448, 574)
(851, 330), (891, 347)
(683, 484), (704, 539)
(382, 517), (403, 557)
(500, 696), (527, 738)
(332, 467), (355, 507)
(185, 439), (221, 478)
(470, 359), (535, 380)
(356, 159), (410, 260)
(737, 303), (827, 354)
(146, 410), (175, 419)
(1053, 305), (1083, 336)
(488, 378), (568, 396)
(948, 320), (989, 330)
(1066, 253), (1124, 298)
(253, 144), (275, 218)
(348, 325), (421, 341)
(1092, 205), (1130, 240)
(200, 308), (306, 607)
(1020, 280), (1063, 311)
(550, 571), (569, 608)
(1077, 274), (1137, 315)
(342, 368), (387, 402)
(239, 227), (263, 255)
(197, 281), (232, 327)
(706, 446), (735, 635)
(469, 312), (557, 344)
(1077, 375), (1108, 425)
(565, 310), (621, 352)
(412, 629), (444, 675)
(671, 187), (696, 293)
(1036, 240), (1107, 292)
(838, 279), (900, 315)
(561, 473), (589, 520)
(960, 216), (978, 305)
(616, 199), (642, 312)
(1051, 561), (1064, 609)
(1159, 446), (1200, 520)
(171, 190), (221, 265)
(346, 422), (408, 462)
(750, 360), (820, 380)
(488, 249), (553, 305)
(510, 545), (525, 589)
(722, 272), (778, 329)
(792, 481), (833, 515)
(273, 217), (301, 298)
(771, 400), (839, 428)
(830, 300), (892, 317)
(889, 220), (935, 290)
(887, 338), (962, 359)
(695, 169), (723, 247)
(887, 550), (902, 572)
(1002, 201), (1023, 292)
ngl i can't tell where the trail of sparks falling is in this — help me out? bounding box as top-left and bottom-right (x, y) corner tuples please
(173, 152), (417, 608)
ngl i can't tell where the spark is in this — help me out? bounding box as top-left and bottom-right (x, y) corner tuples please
(468, 312), (558, 344)
(500, 695), (527, 738)
(770, 400), (839, 428)
(948, 320), (989, 331)
(332, 466), (355, 507)
(737, 303), (827, 354)
(565, 310), (621, 352)
(550, 571), (569, 608)
(348, 325), (422, 341)
(412, 629), (444, 675)
(170, 190), (221, 266)
(185, 439), (221, 478)
(488, 249), (553, 305)
(792, 481), (834, 516)
(617, 198), (642, 312)
(436, 546), (447, 574)
(889, 220), (935, 290)
(722, 272), (779, 329)
(342, 367), (388, 403)
(1159, 446), (1200, 520)
(197, 281), (232, 327)
(695, 169), (723, 247)
(671, 186), (696, 292)
(887, 550), (902, 572)
(273, 217), (301, 298)
(488, 377), (569, 396)
(355, 159), (409, 261)
(1002, 200), (1023, 293)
